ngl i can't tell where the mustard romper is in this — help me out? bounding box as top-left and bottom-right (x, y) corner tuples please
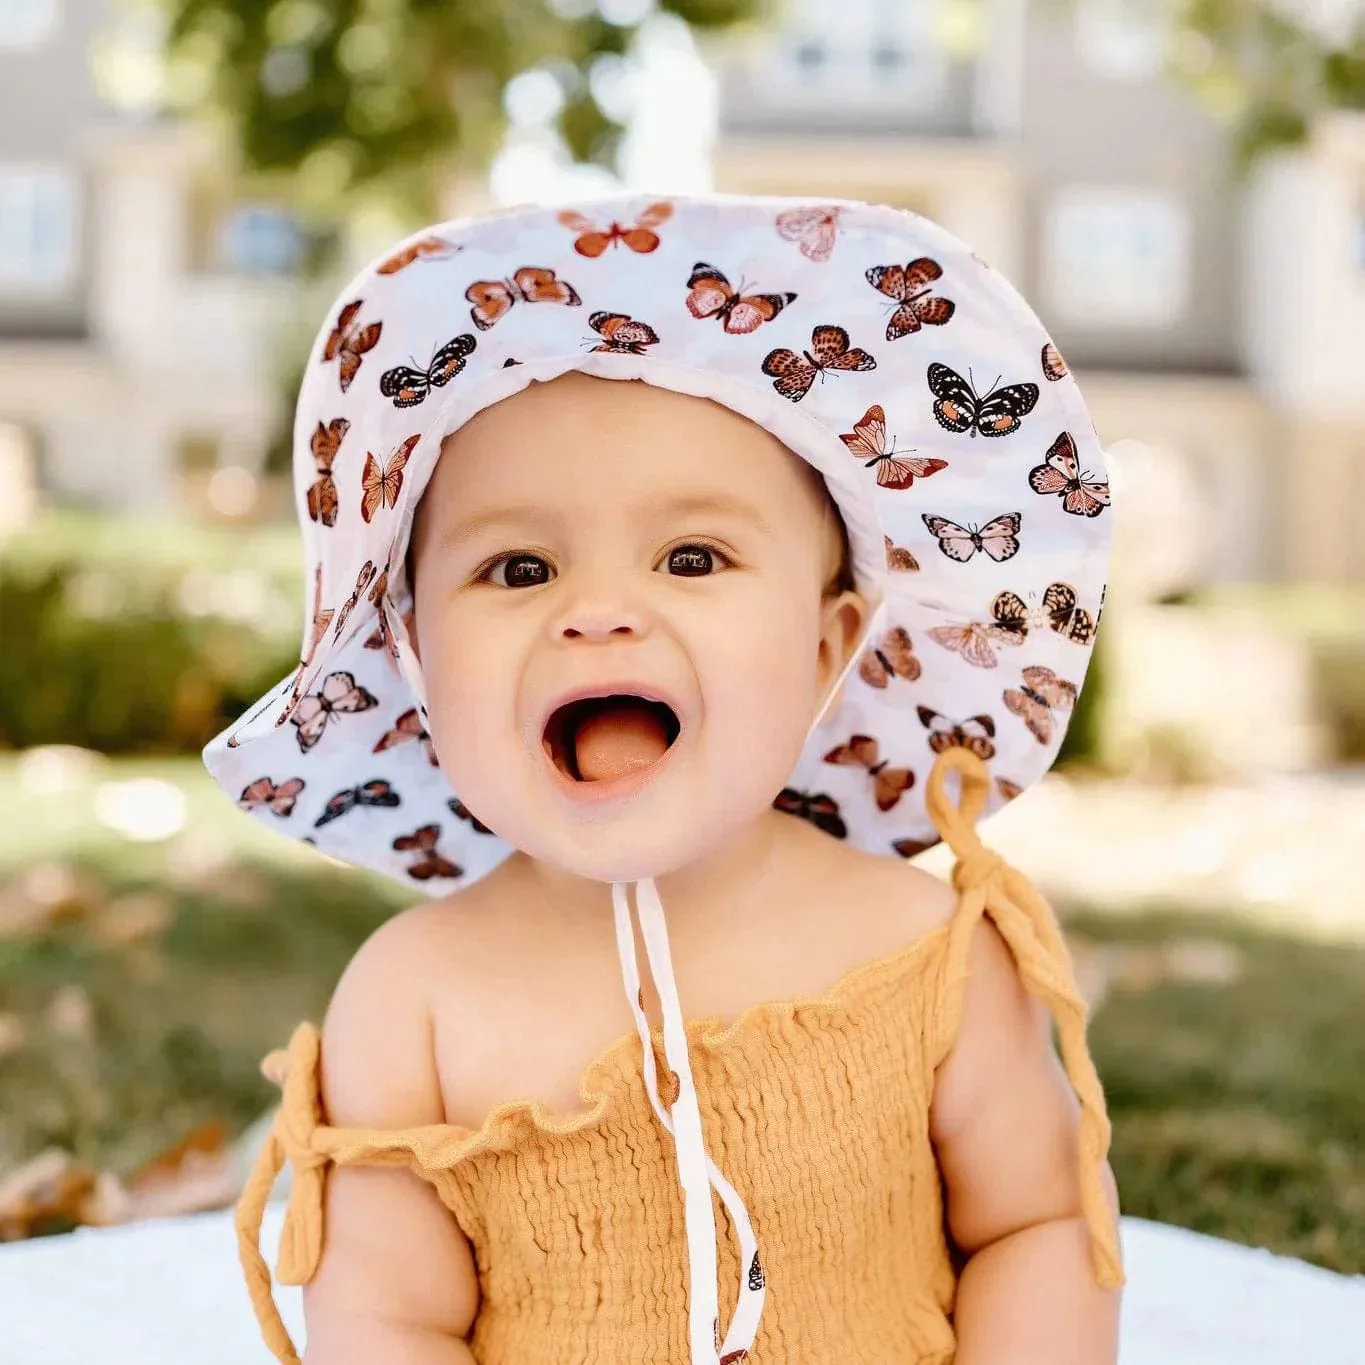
(238, 754), (1125, 1364)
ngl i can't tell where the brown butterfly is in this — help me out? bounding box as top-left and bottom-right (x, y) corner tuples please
(306, 418), (348, 527)
(884, 535), (919, 572)
(322, 300), (382, 392)
(859, 625), (922, 688)
(373, 707), (438, 766)
(928, 363), (1038, 438)
(1028, 432), (1110, 518)
(558, 200), (672, 256)
(448, 797), (494, 835)
(840, 404), (948, 491)
(927, 591), (1030, 669)
(1004, 665), (1077, 745)
(996, 776), (1023, 802)
(762, 324), (876, 402)
(360, 435), (418, 524)
(775, 204), (841, 262)
(379, 334), (476, 408)
(917, 706), (997, 760)
(772, 788), (847, 839)
(865, 259), (956, 341)
(238, 776), (305, 817)
(922, 512), (1022, 564)
(891, 837), (934, 859)
(333, 561), (377, 640)
(588, 311), (659, 355)
(824, 734), (915, 811)
(291, 671), (378, 753)
(1041, 341), (1069, 381)
(1035, 581), (1096, 644)
(686, 262), (795, 334)
(466, 266), (581, 330)
(314, 779), (401, 828)
(376, 235), (462, 274)
(392, 824), (462, 881)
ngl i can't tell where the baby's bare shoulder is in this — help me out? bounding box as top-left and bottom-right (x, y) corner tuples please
(813, 835), (959, 945)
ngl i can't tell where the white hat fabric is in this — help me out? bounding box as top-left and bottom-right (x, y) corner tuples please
(204, 192), (1112, 1363)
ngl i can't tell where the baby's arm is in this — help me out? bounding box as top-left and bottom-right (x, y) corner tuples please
(302, 911), (481, 1364)
(929, 919), (1122, 1363)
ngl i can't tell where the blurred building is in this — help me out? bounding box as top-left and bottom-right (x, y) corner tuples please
(0, 0), (306, 518)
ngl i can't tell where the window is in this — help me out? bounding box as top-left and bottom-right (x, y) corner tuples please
(0, 166), (79, 292)
(0, 0), (60, 50)
(215, 204), (305, 275)
(783, 0), (938, 93)
(1075, 0), (1166, 81)
(1044, 187), (1191, 328)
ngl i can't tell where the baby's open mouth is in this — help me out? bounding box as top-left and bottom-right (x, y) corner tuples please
(544, 695), (681, 783)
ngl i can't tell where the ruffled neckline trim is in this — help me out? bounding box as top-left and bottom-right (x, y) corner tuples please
(303, 920), (952, 1171)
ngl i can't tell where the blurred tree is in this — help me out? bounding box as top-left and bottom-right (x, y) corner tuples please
(156, 0), (764, 221)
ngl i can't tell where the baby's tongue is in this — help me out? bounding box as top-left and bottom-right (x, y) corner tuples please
(573, 699), (671, 782)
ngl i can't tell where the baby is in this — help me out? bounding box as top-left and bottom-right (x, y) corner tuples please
(213, 194), (1123, 1364)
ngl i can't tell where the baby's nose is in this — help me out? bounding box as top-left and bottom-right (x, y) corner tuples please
(552, 596), (652, 642)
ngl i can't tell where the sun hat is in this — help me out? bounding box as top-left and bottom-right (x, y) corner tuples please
(204, 192), (1112, 1363)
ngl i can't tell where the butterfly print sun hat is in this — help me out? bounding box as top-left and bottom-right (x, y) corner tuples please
(204, 193), (1112, 1364)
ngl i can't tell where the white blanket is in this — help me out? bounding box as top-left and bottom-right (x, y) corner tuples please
(0, 1210), (1361, 1362)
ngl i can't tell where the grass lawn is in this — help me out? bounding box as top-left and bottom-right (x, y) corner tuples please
(0, 753), (1362, 1274)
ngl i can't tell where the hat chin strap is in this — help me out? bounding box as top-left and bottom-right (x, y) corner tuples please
(608, 596), (888, 1362)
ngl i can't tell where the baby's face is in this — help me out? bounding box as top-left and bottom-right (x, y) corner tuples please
(408, 372), (867, 883)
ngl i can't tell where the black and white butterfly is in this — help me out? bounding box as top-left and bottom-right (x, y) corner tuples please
(313, 778), (402, 828)
(379, 333), (477, 409)
(927, 363), (1039, 438)
(921, 511), (1023, 563)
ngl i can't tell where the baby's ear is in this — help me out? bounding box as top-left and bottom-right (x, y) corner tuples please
(814, 588), (871, 716)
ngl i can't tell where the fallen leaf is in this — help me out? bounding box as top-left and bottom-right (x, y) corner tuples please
(112, 1120), (237, 1223)
(0, 1149), (98, 1241)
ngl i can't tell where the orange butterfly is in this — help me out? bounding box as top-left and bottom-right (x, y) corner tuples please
(376, 235), (462, 275)
(824, 734), (915, 812)
(392, 824), (462, 881)
(1042, 341), (1069, 380)
(1028, 432), (1110, 518)
(774, 205), (841, 262)
(238, 776), (305, 817)
(686, 262), (795, 334)
(290, 671), (378, 753)
(306, 418), (348, 528)
(466, 266), (581, 330)
(360, 434), (418, 524)
(363, 611), (399, 664)
(865, 260), (956, 341)
(333, 560), (377, 640)
(1004, 665), (1077, 746)
(927, 591), (1030, 669)
(996, 776), (1023, 802)
(840, 404), (948, 491)
(917, 706), (997, 760)
(884, 535), (919, 572)
(557, 200), (672, 256)
(858, 625), (921, 688)
(761, 324), (876, 402)
(373, 707), (438, 766)
(588, 311), (659, 355)
(322, 299), (382, 392)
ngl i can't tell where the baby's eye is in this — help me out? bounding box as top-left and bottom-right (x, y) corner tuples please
(664, 543), (730, 577)
(486, 553), (553, 588)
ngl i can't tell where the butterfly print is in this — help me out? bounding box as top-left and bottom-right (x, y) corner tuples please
(748, 1250), (765, 1292)
(238, 776), (305, 817)
(865, 259), (956, 341)
(885, 535), (919, 572)
(720, 1353), (750, 1365)
(360, 435), (418, 524)
(824, 734), (915, 812)
(927, 591), (1029, 669)
(466, 266), (581, 330)
(392, 824), (462, 881)
(502, 357), (522, 367)
(322, 299), (382, 392)
(892, 837), (933, 859)
(1028, 432), (1110, 518)
(587, 311), (659, 355)
(363, 611), (400, 665)
(373, 707), (438, 766)
(376, 235), (462, 274)
(917, 706), (997, 761)
(1042, 341), (1069, 381)
(379, 334), (476, 409)
(367, 567), (389, 607)
(291, 670), (378, 753)
(773, 788), (847, 839)
(840, 404), (948, 491)
(762, 324), (876, 402)
(859, 625), (921, 688)
(996, 776), (1023, 802)
(333, 561), (377, 640)
(922, 512), (1022, 564)
(1036, 581), (1096, 644)
(686, 262), (795, 334)
(448, 798), (494, 835)
(306, 418), (348, 527)
(775, 204), (841, 262)
(1004, 665), (1077, 745)
(284, 564), (335, 719)
(558, 200), (672, 256)
(927, 363), (1039, 438)
(314, 778), (401, 828)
